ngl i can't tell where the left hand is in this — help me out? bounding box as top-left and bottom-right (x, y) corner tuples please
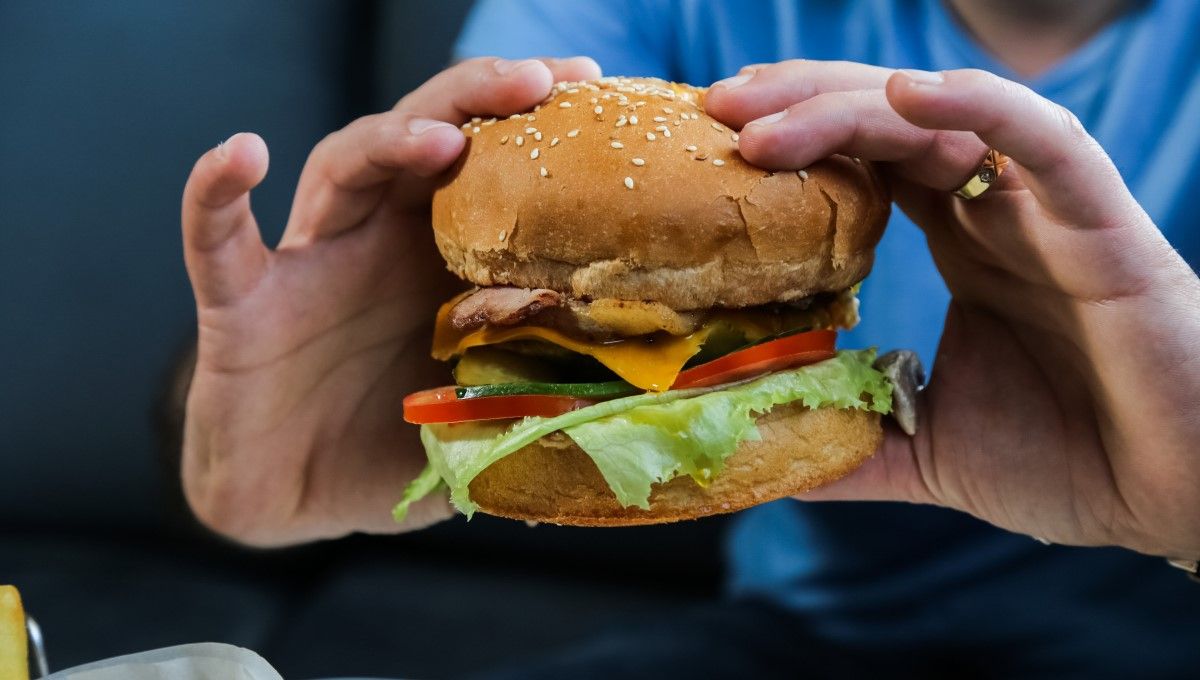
(705, 61), (1200, 559)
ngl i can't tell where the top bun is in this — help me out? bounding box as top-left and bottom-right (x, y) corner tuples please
(432, 77), (890, 310)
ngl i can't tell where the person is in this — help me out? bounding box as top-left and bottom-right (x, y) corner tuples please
(179, 0), (1200, 676)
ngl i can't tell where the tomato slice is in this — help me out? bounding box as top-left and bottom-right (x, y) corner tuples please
(672, 330), (836, 389)
(403, 386), (595, 425)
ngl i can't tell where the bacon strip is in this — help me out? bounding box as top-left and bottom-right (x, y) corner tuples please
(449, 287), (563, 331)
(448, 286), (707, 339)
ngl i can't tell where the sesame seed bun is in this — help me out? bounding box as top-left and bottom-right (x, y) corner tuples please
(467, 402), (881, 526)
(432, 77), (891, 310)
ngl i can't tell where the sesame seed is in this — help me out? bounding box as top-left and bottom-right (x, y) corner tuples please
(653, 116), (667, 123)
(798, 169), (809, 180)
(611, 141), (625, 149)
(526, 115), (536, 121)
(712, 159), (725, 166)
(472, 126), (480, 133)
(624, 176), (635, 189)
(686, 145), (698, 152)
(634, 101), (647, 107)
(696, 152), (709, 160)
(594, 105), (603, 114)
(615, 116), (627, 127)
(461, 122), (470, 130)
(632, 158), (645, 166)
(663, 107), (674, 114)
(655, 125), (668, 132)
(471, 116), (481, 123)
(499, 229), (507, 241)
(566, 88), (579, 93)
(646, 132), (656, 141)
(731, 133), (740, 142)
(539, 166), (548, 177)
(500, 135), (509, 145)
(534, 131), (543, 141)
(550, 137), (560, 147)
(482, 118), (497, 126)
(567, 129), (580, 138)
(558, 101), (571, 109)
(515, 136), (525, 146)
(692, 113), (701, 120)
(711, 122), (723, 131)
(525, 127), (536, 134)
(662, 129), (671, 137)
(530, 148), (540, 159)
(630, 115), (639, 124)
(508, 114), (522, 120)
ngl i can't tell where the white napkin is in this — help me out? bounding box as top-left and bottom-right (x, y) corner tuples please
(45, 643), (283, 680)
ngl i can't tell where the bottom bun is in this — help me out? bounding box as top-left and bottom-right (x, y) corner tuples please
(468, 404), (881, 526)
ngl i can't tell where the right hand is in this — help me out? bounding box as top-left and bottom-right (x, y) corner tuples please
(180, 56), (601, 546)
(707, 61), (1200, 559)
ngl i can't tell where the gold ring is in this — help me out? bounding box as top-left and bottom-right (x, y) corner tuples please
(955, 149), (1009, 199)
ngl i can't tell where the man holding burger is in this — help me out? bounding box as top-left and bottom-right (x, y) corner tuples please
(180, 0), (1200, 676)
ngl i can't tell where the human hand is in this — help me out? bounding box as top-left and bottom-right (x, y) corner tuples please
(181, 56), (601, 546)
(706, 61), (1200, 559)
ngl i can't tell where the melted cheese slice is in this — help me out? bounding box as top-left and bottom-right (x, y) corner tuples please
(433, 297), (711, 391)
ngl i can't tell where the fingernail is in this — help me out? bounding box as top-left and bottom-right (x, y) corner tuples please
(494, 58), (539, 75)
(747, 110), (787, 127)
(712, 73), (753, 91)
(408, 118), (455, 136)
(901, 69), (944, 86)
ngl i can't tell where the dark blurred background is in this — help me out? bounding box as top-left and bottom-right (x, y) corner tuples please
(0, 2), (726, 677)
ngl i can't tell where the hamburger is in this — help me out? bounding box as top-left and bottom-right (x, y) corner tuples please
(394, 77), (899, 526)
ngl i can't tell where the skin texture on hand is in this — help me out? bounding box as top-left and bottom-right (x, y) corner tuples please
(180, 56), (601, 547)
(707, 62), (1200, 559)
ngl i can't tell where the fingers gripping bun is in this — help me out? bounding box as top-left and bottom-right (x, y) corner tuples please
(432, 77), (890, 310)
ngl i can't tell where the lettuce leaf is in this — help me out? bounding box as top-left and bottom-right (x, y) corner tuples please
(394, 350), (891, 519)
(391, 459), (446, 523)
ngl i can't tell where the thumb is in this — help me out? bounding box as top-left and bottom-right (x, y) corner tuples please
(182, 132), (270, 308)
(794, 419), (938, 505)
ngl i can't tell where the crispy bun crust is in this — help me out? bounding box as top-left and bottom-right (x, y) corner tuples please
(432, 77), (891, 310)
(467, 404), (881, 526)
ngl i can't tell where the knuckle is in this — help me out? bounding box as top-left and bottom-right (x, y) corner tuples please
(776, 58), (811, 77)
(310, 129), (340, 159)
(1053, 103), (1087, 140)
(374, 116), (409, 149)
(784, 100), (808, 115)
(957, 67), (997, 86)
(460, 55), (494, 71)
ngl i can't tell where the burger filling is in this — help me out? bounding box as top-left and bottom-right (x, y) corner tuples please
(395, 286), (892, 519)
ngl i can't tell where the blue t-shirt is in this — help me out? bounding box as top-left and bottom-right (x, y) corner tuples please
(457, 0), (1200, 669)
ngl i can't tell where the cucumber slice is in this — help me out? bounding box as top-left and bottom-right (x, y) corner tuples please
(455, 381), (639, 400)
